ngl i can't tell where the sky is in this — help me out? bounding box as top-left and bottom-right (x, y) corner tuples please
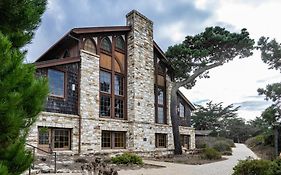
(26, 0), (281, 120)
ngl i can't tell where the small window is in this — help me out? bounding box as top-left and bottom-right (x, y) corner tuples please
(38, 127), (71, 151)
(115, 99), (124, 118)
(114, 74), (124, 96)
(48, 69), (65, 97)
(84, 39), (97, 54)
(100, 95), (111, 117)
(102, 131), (126, 149)
(115, 36), (125, 51)
(179, 102), (185, 118)
(180, 135), (190, 149)
(101, 37), (111, 52)
(156, 133), (167, 148)
(157, 107), (164, 123)
(100, 71), (111, 93)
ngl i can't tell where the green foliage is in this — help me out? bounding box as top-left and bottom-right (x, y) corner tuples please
(0, 0), (47, 48)
(201, 148), (221, 160)
(213, 141), (232, 153)
(166, 26), (254, 84)
(0, 33), (48, 174)
(111, 153), (143, 165)
(271, 159), (281, 175)
(0, 164), (8, 175)
(233, 159), (272, 175)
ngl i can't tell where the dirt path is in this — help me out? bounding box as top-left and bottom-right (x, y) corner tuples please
(119, 144), (258, 175)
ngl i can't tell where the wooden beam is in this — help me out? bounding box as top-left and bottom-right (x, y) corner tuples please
(35, 57), (81, 68)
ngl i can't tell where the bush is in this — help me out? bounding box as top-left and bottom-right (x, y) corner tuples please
(213, 140), (232, 153)
(201, 148), (221, 160)
(233, 159), (272, 175)
(270, 159), (281, 175)
(111, 153), (143, 165)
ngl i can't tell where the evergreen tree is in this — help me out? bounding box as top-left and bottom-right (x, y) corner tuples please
(166, 26), (255, 154)
(0, 0), (47, 48)
(0, 0), (48, 174)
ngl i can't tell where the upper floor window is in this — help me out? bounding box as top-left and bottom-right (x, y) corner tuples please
(154, 57), (167, 124)
(179, 102), (185, 118)
(84, 39), (97, 54)
(101, 37), (112, 53)
(99, 36), (126, 119)
(48, 69), (65, 98)
(115, 36), (125, 51)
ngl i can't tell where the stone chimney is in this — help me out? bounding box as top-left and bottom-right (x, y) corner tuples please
(126, 10), (156, 151)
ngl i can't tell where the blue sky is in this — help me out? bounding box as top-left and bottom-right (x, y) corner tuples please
(26, 0), (281, 120)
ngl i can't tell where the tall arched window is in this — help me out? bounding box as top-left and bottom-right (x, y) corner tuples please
(154, 57), (167, 124)
(84, 39), (97, 54)
(99, 36), (126, 119)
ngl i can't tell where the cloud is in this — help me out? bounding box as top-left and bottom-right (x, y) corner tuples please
(193, 99), (210, 105)
(233, 100), (272, 111)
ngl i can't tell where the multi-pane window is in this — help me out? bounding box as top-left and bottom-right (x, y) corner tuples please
(179, 102), (185, 118)
(180, 135), (190, 149)
(155, 133), (167, 148)
(84, 39), (97, 54)
(38, 127), (71, 151)
(54, 129), (70, 149)
(101, 131), (126, 149)
(99, 36), (126, 119)
(48, 69), (65, 97)
(115, 36), (125, 51)
(155, 57), (167, 124)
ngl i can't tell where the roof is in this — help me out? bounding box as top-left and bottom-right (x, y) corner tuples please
(195, 130), (212, 136)
(177, 90), (196, 110)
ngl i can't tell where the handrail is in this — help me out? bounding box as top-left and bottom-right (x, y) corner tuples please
(25, 143), (57, 174)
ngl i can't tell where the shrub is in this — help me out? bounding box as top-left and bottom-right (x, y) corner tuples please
(232, 159), (272, 175)
(111, 153), (143, 165)
(201, 148), (221, 160)
(270, 159), (281, 175)
(213, 140), (232, 153)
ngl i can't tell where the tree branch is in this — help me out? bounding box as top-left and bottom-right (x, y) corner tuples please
(175, 61), (224, 89)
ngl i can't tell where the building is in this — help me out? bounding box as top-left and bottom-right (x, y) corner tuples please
(27, 10), (196, 156)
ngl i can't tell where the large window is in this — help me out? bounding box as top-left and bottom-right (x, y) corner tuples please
(155, 133), (167, 148)
(48, 69), (65, 97)
(101, 131), (126, 149)
(38, 127), (71, 151)
(154, 57), (167, 124)
(99, 36), (126, 119)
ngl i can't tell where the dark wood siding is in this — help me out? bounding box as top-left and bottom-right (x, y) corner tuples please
(36, 62), (79, 115)
(178, 95), (192, 127)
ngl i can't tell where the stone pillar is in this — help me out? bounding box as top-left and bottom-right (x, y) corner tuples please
(79, 50), (100, 153)
(126, 10), (155, 151)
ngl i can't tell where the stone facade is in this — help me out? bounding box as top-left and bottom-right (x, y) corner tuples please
(27, 10), (196, 157)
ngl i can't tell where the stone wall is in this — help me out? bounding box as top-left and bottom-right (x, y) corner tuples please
(27, 111), (80, 154)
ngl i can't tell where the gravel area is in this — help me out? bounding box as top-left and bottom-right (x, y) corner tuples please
(119, 144), (258, 175)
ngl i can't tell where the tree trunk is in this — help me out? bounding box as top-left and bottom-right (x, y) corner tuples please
(170, 85), (182, 155)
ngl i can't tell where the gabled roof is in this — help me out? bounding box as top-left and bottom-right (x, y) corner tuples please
(178, 90), (196, 110)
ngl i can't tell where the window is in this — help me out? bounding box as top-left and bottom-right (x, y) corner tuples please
(101, 37), (112, 52)
(115, 36), (125, 51)
(179, 102), (185, 118)
(154, 57), (167, 124)
(38, 127), (71, 151)
(101, 131), (126, 149)
(155, 133), (167, 148)
(48, 69), (65, 97)
(99, 36), (126, 119)
(180, 135), (189, 149)
(84, 39), (97, 54)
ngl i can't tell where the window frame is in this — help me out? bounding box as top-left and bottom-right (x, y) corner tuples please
(179, 101), (185, 118)
(99, 35), (127, 120)
(154, 56), (167, 124)
(38, 127), (71, 151)
(83, 38), (97, 54)
(155, 133), (167, 148)
(101, 131), (126, 149)
(48, 68), (66, 99)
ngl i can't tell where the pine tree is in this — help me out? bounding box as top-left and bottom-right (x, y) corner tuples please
(0, 0), (48, 174)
